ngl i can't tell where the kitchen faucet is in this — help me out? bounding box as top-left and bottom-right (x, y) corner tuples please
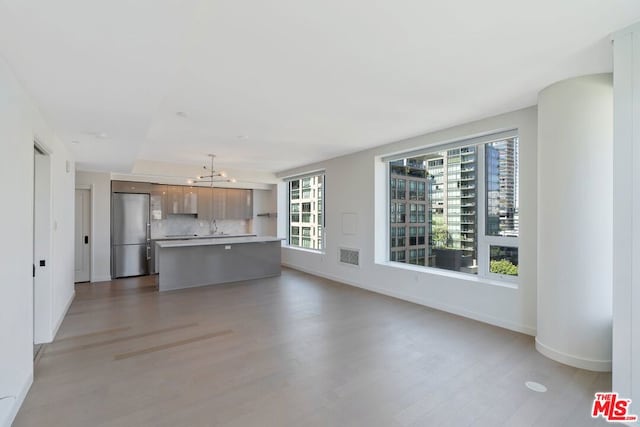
(209, 219), (218, 235)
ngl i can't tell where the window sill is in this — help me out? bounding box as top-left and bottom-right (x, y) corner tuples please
(375, 260), (518, 290)
(283, 245), (325, 255)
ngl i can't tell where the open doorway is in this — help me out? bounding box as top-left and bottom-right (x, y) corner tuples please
(33, 144), (51, 359)
(75, 188), (91, 282)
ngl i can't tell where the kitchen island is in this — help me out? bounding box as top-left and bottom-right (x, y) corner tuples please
(155, 236), (284, 291)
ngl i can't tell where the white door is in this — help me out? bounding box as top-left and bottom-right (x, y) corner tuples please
(75, 189), (91, 282)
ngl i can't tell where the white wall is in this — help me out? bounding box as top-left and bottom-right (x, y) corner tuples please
(75, 171), (112, 282)
(252, 186), (277, 236)
(613, 23), (640, 425)
(536, 74), (613, 372)
(278, 107), (537, 335)
(0, 56), (75, 426)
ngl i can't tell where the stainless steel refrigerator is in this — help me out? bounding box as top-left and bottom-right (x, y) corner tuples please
(112, 193), (150, 278)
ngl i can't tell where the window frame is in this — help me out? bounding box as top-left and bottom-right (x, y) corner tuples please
(286, 172), (326, 253)
(383, 130), (519, 283)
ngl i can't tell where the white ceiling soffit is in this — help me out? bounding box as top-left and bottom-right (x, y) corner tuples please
(0, 0), (639, 174)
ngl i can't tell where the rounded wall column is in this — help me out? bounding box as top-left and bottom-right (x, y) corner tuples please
(536, 74), (613, 371)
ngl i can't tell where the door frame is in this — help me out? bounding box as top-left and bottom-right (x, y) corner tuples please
(33, 140), (52, 345)
(75, 185), (92, 283)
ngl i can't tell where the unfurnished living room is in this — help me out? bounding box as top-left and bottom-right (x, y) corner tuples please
(1, 1), (640, 426)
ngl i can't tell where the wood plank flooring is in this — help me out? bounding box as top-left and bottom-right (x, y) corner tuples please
(15, 268), (611, 426)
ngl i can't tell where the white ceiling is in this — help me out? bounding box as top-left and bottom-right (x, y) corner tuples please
(1, 0), (639, 175)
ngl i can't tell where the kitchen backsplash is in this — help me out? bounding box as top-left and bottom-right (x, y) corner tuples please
(151, 214), (251, 238)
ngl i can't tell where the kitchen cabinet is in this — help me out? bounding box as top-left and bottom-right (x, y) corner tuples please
(183, 187), (198, 214)
(166, 186), (183, 214)
(166, 185), (198, 214)
(240, 189), (254, 219)
(197, 187), (213, 220)
(225, 189), (253, 219)
(112, 180), (153, 194)
(198, 188), (253, 220)
(211, 188), (226, 219)
(150, 184), (168, 220)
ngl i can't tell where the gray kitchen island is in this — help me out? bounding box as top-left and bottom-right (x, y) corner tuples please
(155, 236), (284, 291)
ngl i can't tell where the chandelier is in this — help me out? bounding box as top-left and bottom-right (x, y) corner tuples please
(189, 154), (236, 186)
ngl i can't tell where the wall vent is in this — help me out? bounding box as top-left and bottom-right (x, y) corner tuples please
(339, 247), (360, 267)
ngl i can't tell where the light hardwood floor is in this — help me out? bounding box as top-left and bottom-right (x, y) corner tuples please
(15, 268), (610, 426)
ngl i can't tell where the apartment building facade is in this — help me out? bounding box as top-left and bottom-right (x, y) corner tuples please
(289, 175), (324, 250)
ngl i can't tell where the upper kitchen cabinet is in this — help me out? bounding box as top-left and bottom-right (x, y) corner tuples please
(184, 187), (198, 214)
(166, 185), (197, 214)
(211, 188), (226, 220)
(197, 187), (213, 220)
(166, 185), (183, 214)
(224, 189), (253, 220)
(150, 184), (168, 220)
(112, 180), (153, 194)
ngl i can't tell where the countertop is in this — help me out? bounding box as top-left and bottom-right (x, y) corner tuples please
(151, 233), (256, 241)
(155, 236), (284, 248)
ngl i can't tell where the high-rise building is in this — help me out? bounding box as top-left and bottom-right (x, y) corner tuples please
(426, 146), (478, 271)
(289, 176), (324, 250)
(389, 159), (432, 266)
(486, 138), (518, 237)
(389, 139), (518, 273)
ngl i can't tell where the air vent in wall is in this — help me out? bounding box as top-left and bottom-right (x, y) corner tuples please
(339, 247), (360, 267)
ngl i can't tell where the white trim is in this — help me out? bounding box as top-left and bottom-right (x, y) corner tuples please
(278, 169), (326, 181)
(91, 275), (112, 283)
(2, 372), (33, 427)
(375, 260), (518, 289)
(282, 263), (535, 335)
(380, 128), (518, 163)
(535, 338), (612, 372)
(384, 136), (520, 284)
(52, 290), (75, 341)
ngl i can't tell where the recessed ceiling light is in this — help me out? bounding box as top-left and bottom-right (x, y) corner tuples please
(525, 381), (547, 393)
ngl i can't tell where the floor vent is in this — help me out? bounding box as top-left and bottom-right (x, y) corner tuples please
(339, 248), (360, 267)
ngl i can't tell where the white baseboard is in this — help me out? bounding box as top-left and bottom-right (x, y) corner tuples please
(282, 263), (536, 336)
(52, 290), (75, 341)
(535, 338), (612, 372)
(91, 275), (111, 283)
(1, 372), (33, 427)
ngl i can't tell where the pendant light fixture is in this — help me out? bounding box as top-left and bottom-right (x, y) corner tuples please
(193, 154), (236, 186)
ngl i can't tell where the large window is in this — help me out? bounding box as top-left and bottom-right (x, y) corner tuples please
(386, 132), (519, 280)
(288, 173), (325, 251)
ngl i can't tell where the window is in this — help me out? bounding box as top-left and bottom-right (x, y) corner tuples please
(287, 173), (325, 251)
(290, 181), (300, 200)
(385, 132), (519, 280)
(290, 204), (300, 223)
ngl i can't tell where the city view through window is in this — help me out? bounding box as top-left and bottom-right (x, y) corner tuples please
(389, 137), (519, 276)
(288, 174), (324, 250)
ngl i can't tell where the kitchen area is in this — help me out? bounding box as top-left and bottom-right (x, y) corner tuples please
(109, 179), (281, 290)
